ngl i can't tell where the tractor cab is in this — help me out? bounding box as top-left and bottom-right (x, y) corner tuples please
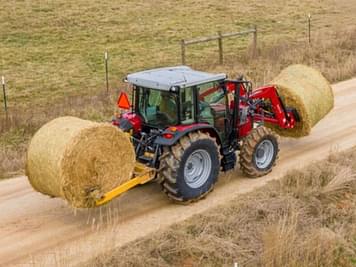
(121, 66), (229, 136)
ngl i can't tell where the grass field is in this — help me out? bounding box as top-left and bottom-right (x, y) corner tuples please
(0, 0), (354, 107)
(86, 147), (356, 267)
(0, 0), (356, 177)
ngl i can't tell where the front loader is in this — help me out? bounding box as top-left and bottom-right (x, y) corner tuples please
(95, 66), (300, 206)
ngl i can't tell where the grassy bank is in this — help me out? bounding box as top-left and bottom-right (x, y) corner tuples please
(86, 147), (356, 267)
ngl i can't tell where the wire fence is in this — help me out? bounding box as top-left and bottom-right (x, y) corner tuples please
(181, 26), (257, 65)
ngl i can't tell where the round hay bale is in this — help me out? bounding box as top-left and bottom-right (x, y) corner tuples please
(26, 116), (136, 208)
(269, 64), (334, 137)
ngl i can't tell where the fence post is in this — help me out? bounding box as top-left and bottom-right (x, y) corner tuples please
(252, 25), (257, 58)
(181, 40), (186, 65)
(218, 31), (223, 64)
(308, 14), (311, 44)
(104, 51), (109, 93)
(2, 76), (8, 114)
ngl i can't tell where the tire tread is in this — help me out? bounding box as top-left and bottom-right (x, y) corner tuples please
(158, 131), (220, 203)
(239, 126), (279, 177)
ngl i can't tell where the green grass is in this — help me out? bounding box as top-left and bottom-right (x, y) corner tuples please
(0, 0), (354, 108)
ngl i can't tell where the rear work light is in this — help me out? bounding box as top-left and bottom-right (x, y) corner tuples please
(163, 133), (174, 139)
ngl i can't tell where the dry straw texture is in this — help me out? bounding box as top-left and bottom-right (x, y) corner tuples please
(26, 116), (135, 208)
(87, 148), (356, 267)
(270, 64), (334, 137)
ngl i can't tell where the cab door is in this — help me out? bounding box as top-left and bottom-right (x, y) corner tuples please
(195, 81), (230, 139)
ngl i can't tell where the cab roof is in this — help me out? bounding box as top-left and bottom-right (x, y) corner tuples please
(126, 66), (227, 91)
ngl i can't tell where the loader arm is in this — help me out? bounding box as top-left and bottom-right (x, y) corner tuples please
(249, 85), (299, 129)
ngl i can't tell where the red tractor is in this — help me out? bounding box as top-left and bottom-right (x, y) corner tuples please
(113, 66), (299, 203)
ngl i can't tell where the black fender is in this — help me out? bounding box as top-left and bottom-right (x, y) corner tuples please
(154, 124), (222, 147)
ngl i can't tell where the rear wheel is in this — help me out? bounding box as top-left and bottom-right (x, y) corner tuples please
(239, 126), (279, 177)
(158, 131), (220, 203)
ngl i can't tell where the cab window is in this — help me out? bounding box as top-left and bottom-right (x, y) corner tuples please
(137, 87), (178, 127)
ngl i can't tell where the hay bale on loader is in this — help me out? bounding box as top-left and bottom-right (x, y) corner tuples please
(26, 116), (135, 208)
(270, 64), (334, 137)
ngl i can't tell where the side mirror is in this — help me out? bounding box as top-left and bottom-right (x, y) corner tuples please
(117, 92), (131, 110)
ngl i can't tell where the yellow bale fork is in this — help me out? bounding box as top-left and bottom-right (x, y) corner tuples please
(95, 162), (156, 206)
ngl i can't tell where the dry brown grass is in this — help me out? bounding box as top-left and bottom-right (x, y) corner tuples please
(85, 148), (356, 267)
(206, 27), (356, 86)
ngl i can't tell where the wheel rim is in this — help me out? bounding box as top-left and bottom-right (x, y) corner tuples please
(184, 149), (212, 189)
(254, 139), (274, 169)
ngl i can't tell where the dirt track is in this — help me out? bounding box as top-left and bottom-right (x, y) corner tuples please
(1, 78), (356, 266)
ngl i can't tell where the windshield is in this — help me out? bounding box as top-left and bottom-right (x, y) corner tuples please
(136, 87), (178, 127)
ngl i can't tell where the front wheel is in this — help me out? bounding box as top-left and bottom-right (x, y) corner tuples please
(239, 126), (279, 177)
(158, 131), (220, 203)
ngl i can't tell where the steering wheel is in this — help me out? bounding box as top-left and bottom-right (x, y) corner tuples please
(156, 111), (173, 124)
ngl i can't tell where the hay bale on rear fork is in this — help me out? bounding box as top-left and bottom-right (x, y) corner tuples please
(26, 116), (135, 208)
(269, 64), (334, 137)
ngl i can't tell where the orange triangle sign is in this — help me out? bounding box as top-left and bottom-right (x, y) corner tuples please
(117, 92), (131, 109)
